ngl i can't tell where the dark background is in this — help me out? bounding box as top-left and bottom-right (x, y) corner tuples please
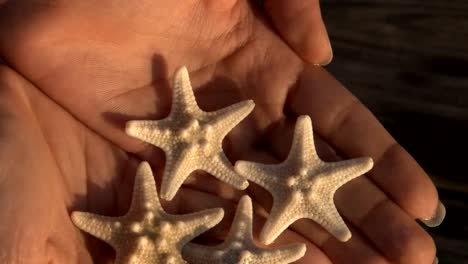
(320, 0), (468, 263)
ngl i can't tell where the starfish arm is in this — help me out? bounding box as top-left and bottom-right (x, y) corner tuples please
(168, 208), (224, 247)
(234, 160), (282, 190)
(201, 153), (249, 190)
(308, 196), (352, 242)
(160, 149), (197, 201)
(71, 212), (120, 248)
(226, 195), (254, 241)
(171, 66), (203, 116)
(285, 115), (320, 166)
(205, 99), (255, 139)
(323, 157), (374, 193)
(260, 197), (301, 245)
(127, 162), (161, 214)
(256, 243), (307, 264)
(125, 119), (173, 148)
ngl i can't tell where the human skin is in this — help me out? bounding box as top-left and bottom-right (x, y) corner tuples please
(0, 0), (438, 263)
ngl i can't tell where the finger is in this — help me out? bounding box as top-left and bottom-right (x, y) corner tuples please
(286, 65), (439, 221)
(260, 214), (333, 264)
(267, 116), (436, 263)
(321, 223), (388, 264)
(335, 175), (436, 263)
(261, 0), (333, 65)
(0, 65), (102, 263)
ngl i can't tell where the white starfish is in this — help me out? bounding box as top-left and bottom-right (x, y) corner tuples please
(235, 115), (374, 244)
(182, 196), (306, 264)
(126, 67), (254, 201)
(71, 162), (224, 264)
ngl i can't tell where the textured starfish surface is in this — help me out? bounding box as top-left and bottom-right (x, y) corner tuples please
(71, 162), (224, 264)
(235, 115), (374, 244)
(183, 196), (306, 264)
(126, 67), (254, 200)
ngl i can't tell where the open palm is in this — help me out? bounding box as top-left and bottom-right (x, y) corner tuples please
(0, 0), (438, 263)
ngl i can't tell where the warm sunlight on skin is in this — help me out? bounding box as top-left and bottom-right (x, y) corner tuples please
(0, 0), (438, 263)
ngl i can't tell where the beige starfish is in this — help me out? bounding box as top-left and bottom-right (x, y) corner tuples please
(235, 115), (374, 244)
(71, 162), (224, 264)
(126, 67), (254, 201)
(182, 195), (306, 264)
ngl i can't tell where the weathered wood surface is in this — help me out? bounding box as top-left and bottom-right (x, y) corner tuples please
(320, 1), (468, 262)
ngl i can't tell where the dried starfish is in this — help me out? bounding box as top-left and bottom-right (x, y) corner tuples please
(235, 115), (374, 244)
(126, 67), (254, 200)
(71, 162), (224, 264)
(183, 196), (306, 264)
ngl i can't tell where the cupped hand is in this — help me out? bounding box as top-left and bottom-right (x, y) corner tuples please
(0, 0), (439, 263)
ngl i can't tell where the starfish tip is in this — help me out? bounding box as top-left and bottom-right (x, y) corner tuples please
(208, 208), (225, 225)
(159, 190), (175, 201)
(244, 99), (255, 110)
(70, 211), (82, 224)
(125, 120), (140, 137)
(259, 231), (275, 245)
(137, 161), (152, 173)
(296, 243), (307, 256)
(336, 228), (352, 242)
(359, 157), (374, 173)
(239, 180), (249, 190)
(233, 161), (249, 174)
(298, 115), (311, 123)
(175, 65), (189, 77)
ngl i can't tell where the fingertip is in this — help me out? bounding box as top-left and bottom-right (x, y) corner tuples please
(264, 0), (333, 65)
(370, 144), (440, 223)
(420, 200), (446, 227)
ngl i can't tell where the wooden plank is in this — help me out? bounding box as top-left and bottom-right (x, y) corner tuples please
(321, 0), (468, 185)
(320, 1), (468, 262)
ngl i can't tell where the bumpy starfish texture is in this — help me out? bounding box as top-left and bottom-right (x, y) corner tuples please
(71, 162), (224, 264)
(182, 196), (306, 264)
(126, 67), (253, 200)
(235, 115), (374, 244)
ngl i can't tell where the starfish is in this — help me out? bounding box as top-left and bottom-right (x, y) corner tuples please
(126, 66), (254, 201)
(235, 115), (374, 244)
(182, 195), (306, 264)
(71, 162), (224, 264)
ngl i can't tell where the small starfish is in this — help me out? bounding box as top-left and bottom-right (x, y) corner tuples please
(71, 162), (224, 264)
(126, 67), (254, 200)
(182, 196), (306, 264)
(235, 115), (374, 244)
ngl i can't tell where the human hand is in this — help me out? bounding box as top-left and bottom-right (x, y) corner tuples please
(0, 0), (440, 263)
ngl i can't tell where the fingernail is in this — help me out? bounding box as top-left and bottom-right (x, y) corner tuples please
(432, 256), (438, 264)
(321, 42), (333, 66)
(421, 201), (446, 227)
(315, 32), (334, 66)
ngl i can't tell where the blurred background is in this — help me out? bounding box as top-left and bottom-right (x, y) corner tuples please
(321, 0), (468, 263)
